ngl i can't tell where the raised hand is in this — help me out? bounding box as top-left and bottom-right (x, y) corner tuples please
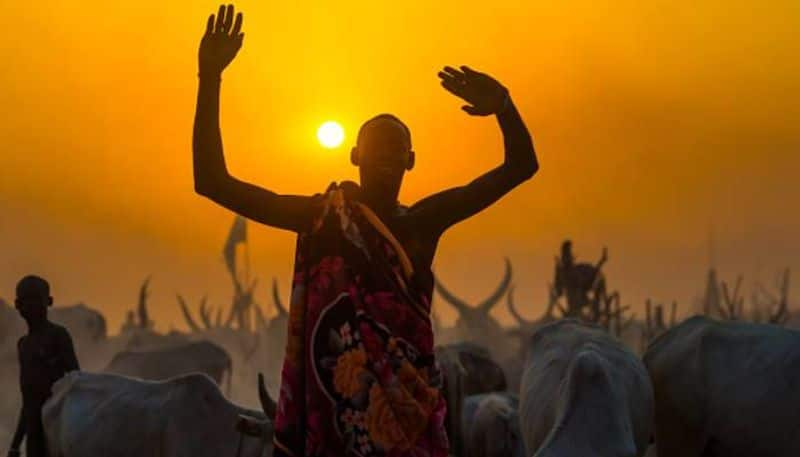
(438, 66), (509, 116)
(198, 4), (244, 77)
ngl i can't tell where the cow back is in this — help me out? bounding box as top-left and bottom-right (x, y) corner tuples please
(520, 319), (653, 457)
(43, 372), (269, 457)
(644, 316), (800, 456)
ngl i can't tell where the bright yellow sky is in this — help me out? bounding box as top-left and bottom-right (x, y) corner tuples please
(1, 1), (798, 332)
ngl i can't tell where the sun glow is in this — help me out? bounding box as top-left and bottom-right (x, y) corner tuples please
(317, 121), (345, 149)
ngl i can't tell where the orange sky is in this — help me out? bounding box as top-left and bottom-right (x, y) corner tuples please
(1, 1), (798, 333)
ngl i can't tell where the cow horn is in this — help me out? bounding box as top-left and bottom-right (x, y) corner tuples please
(254, 303), (269, 331)
(770, 268), (790, 324)
(258, 373), (277, 419)
(177, 294), (201, 333)
(433, 273), (470, 314)
(272, 278), (289, 316)
(137, 276), (152, 329)
(199, 296), (213, 330)
(223, 298), (237, 329)
(506, 285), (536, 327)
(215, 306), (223, 328)
(477, 257), (513, 313)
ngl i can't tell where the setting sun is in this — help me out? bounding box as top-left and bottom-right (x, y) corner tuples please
(317, 121), (345, 149)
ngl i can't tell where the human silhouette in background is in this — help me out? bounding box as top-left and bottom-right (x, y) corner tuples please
(7, 276), (80, 457)
(193, 4), (538, 456)
(555, 240), (608, 314)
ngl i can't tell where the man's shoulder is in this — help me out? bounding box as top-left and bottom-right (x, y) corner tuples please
(406, 186), (465, 212)
(47, 322), (73, 339)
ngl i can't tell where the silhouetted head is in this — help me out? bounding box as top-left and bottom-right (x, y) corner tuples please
(15, 275), (52, 325)
(561, 240), (574, 266)
(351, 114), (415, 206)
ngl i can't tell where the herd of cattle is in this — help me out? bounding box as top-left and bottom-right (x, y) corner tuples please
(441, 316), (800, 457)
(2, 284), (800, 456)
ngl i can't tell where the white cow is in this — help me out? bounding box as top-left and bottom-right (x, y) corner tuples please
(43, 371), (273, 457)
(644, 315), (800, 457)
(462, 392), (525, 457)
(520, 319), (653, 457)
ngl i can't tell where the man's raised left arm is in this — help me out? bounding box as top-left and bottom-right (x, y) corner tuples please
(411, 66), (538, 233)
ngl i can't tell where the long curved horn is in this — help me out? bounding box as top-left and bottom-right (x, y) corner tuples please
(272, 278), (288, 316)
(478, 257), (513, 312)
(669, 300), (678, 326)
(254, 303), (268, 331)
(177, 294), (201, 333)
(433, 273), (470, 313)
(215, 306), (223, 328)
(258, 373), (277, 419)
(766, 268), (790, 324)
(223, 295), (238, 329)
(137, 276), (152, 329)
(199, 296), (213, 330)
(506, 285), (536, 327)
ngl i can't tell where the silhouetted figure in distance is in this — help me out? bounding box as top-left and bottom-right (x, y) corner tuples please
(554, 240), (608, 315)
(7, 276), (80, 457)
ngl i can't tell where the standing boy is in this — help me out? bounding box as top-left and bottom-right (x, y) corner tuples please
(7, 276), (80, 457)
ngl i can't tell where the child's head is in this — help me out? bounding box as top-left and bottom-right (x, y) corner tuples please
(15, 275), (52, 324)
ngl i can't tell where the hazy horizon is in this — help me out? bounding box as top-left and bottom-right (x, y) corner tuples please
(2, 1), (798, 333)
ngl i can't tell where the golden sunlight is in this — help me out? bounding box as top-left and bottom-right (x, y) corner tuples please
(317, 121), (345, 149)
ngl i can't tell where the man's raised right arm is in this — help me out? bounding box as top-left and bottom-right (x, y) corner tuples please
(193, 4), (313, 233)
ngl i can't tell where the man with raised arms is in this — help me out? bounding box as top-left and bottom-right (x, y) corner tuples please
(193, 5), (538, 456)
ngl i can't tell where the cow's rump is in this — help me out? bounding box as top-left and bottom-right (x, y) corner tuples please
(644, 316), (800, 457)
(43, 371), (270, 457)
(520, 319), (653, 457)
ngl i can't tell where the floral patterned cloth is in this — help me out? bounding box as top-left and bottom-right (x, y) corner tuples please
(273, 183), (449, 457)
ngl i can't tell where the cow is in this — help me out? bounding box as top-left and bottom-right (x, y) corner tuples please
(433, 258), (515, 360)
(644, 315), (800, 457)
(434, 341), (509, 457)
(0, 301), (106, 350)
(0, 298), (22, 348)
(49, 303), (107, 343)
(118, 328), (191, 351)
(42, 371), (275, 457)
(519, 319), (653, 457)
(437, 342), (507, 396)
(434, 343), (467, 457)
(462, 392), (525, 457)
(104, 340), (233, 394)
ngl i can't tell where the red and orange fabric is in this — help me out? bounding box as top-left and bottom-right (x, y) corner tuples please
(273, 182), (448, 457)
